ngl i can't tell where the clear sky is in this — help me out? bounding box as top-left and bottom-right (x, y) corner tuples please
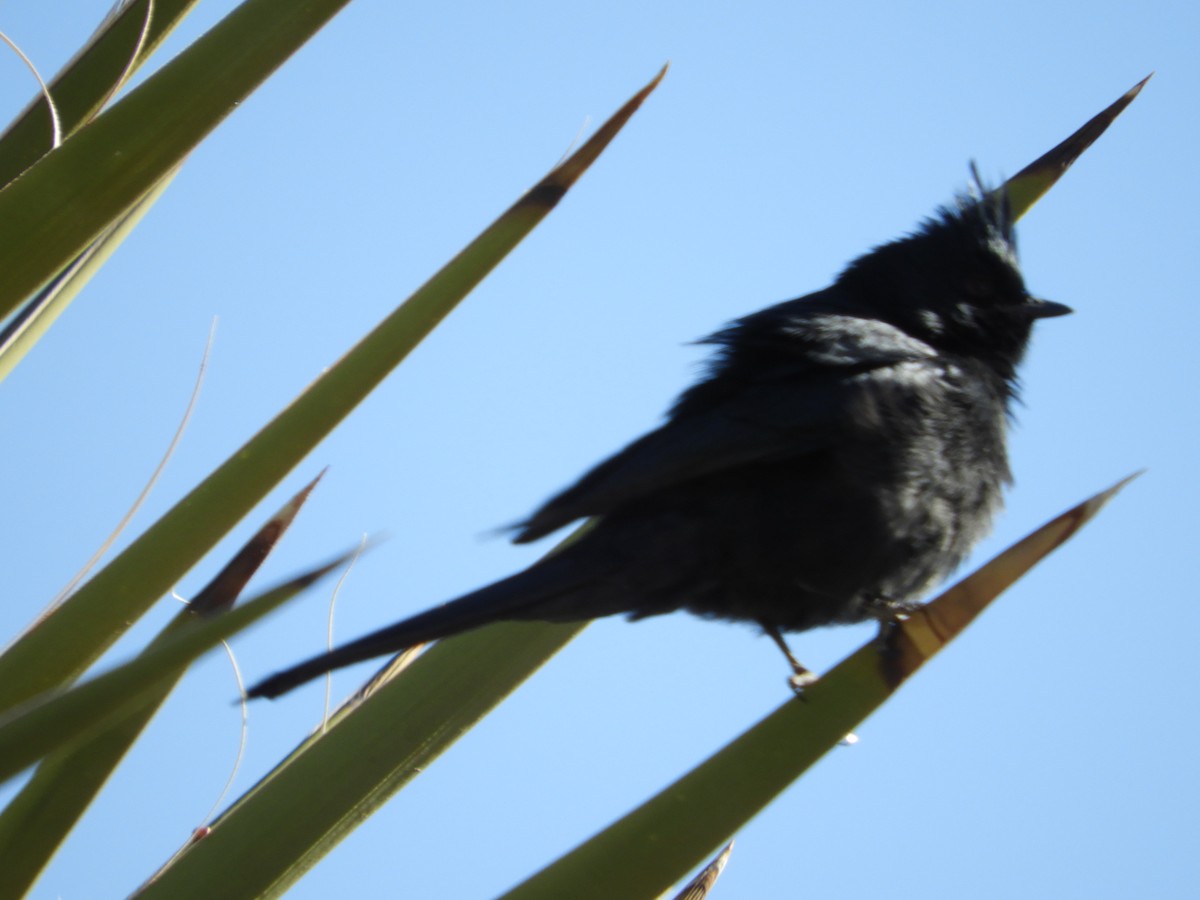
(0, 1), (1195, 898)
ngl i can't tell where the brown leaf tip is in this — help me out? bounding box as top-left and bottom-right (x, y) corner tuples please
(1126, 72), (1154, 99)
(518, 181), (569, 210)
(672, 840), (734, 900)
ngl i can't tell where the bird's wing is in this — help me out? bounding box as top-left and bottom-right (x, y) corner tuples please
(515, 316), (936, 543)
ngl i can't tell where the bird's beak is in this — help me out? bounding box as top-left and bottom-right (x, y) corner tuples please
(1022, 296), (1073, 319)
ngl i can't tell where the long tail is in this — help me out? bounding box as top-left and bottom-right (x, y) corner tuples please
(245, 553), (602, 700)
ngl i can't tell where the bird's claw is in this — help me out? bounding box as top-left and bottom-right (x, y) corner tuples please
(787, 668), (819, 697)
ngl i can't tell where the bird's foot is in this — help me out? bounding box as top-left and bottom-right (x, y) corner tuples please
(787, 667), (820, 695)
(865, 595), (923, 656)
(864, 593), (922, 624)
(761, 620), (858, 742)
(760, 620), (818, 697)
(865, 595), (929, 690)
(868, 595), (921, 657)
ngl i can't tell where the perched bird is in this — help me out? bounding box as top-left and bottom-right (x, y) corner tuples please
(247, 175), (1069, 700)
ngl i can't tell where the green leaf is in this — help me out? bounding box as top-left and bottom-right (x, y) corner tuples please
(0, 166), (181, 382)
(0, 0), (201, 187)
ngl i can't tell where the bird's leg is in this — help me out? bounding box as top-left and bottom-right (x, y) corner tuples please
(761, 620), (859, 744)
(761, 621), (819, 693)
(863, 595), (925, 691)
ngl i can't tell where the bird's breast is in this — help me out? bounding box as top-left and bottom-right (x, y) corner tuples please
(838, 360), (1010, 604)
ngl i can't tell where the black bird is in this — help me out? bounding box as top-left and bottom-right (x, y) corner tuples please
(247, 176), (1070, 700)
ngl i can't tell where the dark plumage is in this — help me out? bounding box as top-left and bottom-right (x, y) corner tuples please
(247, 177), (1069, 700)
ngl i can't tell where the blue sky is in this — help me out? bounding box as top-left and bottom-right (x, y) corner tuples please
(0, 1), (1195, 897)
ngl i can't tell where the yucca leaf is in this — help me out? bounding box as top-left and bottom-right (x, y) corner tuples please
(0, 166), (180, 382)
(0, 0), (200, 187)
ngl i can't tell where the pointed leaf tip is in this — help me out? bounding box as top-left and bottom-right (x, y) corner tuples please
(1075, 469), (1143, 520)
(187, 470), (327, 615)
(540, 64), (668, 194)
(1005, 75), (1151, 219)
(1127, 72), (1154, 97)
(880, 470), (1141, 684)
(672, 841), (734, 900)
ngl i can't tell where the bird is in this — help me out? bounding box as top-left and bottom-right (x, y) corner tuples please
(246, 173), (1070, 700)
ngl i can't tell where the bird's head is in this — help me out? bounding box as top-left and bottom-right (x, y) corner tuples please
(838, 176), (1071, 380)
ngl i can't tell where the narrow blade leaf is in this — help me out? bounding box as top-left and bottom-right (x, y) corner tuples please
(1005, 75), (1150, 218)
(0, 0), (201, 187)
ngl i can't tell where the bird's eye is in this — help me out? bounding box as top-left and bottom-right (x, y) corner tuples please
(962, 278), (994, 303)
